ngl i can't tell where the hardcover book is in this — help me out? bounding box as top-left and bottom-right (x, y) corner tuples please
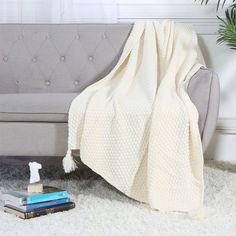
(3, 186), (68, 205)
(4, 198), (70, 211)
(4, 202), (75, 219)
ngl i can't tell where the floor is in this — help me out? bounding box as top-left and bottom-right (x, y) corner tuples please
(0, 157), (235, 236)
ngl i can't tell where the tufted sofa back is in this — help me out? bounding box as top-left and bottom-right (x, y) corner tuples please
(0, 24), (133, 94)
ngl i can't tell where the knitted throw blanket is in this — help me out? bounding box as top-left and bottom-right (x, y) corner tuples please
(63, 20), (206, 214)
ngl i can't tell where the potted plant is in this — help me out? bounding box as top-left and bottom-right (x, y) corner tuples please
(198, 0), (236, 50)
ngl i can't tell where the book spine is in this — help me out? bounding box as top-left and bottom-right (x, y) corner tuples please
(25, 202), (75, 219)
(26, 191), (68, 204)
(27, 198), (70, 211)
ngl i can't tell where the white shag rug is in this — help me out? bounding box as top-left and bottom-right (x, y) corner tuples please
(0, 157), (235, 236)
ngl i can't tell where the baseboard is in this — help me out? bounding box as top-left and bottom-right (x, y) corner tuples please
(205, 118), (236, 162)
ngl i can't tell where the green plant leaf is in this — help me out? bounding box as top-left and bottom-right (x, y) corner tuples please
(217, 4), (236, 50)
(196, 1), (236, 50)
(198, 0), (236, 10)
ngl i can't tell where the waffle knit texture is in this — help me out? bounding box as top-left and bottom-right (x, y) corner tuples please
(63, 20), (206, 213)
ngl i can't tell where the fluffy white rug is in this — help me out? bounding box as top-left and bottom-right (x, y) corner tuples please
(0, 157), (235, 236)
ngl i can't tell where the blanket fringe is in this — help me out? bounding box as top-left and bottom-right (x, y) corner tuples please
(63, 150), (77, 173)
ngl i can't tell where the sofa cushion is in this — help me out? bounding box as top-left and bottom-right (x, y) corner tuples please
(0, 93), (78, 122)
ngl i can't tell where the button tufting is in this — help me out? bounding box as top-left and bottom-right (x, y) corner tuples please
(88, 56), (93, 62)
(3, 56), (8, 62)
(45, 34), (51, 40)
(102, 33), (107, 39)
(45, 80), (51, 86)
(75, 34), (80, 40)
(74, 80), (79, 86)
(16, 80), (20, 85)
(60, 56), (66, 62)
(18, 35), (24, 40)
(32, 57), (37, 63)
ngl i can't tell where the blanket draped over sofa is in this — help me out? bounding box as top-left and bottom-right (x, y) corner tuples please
(63, 20), (206, 214)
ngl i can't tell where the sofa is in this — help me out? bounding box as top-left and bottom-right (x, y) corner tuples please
(0, 24), (220, 157)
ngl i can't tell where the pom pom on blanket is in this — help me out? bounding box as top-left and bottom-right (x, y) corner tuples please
(63, 150), (77, 173)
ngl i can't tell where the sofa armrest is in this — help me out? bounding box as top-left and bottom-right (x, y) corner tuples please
(188, 68), (220, 152)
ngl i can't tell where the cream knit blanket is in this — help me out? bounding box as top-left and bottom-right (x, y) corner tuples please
(63, 20), (206, 214)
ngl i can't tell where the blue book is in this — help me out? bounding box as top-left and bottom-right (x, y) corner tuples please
(3, 186), (68, 205)
(4, 202), (75, 219)
(5, 198), (70, 211)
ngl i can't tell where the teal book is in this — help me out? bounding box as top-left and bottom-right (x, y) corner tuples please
(3, 186), (68, 205)
(5, 198), (70, 211)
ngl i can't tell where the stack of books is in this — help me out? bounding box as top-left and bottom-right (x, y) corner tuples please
(3, 186), (75, 219)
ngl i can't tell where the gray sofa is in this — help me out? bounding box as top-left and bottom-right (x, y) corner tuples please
(0, 24), (220, 157)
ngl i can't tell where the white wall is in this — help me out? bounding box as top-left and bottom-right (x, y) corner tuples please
(117, 0), (236, 161)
